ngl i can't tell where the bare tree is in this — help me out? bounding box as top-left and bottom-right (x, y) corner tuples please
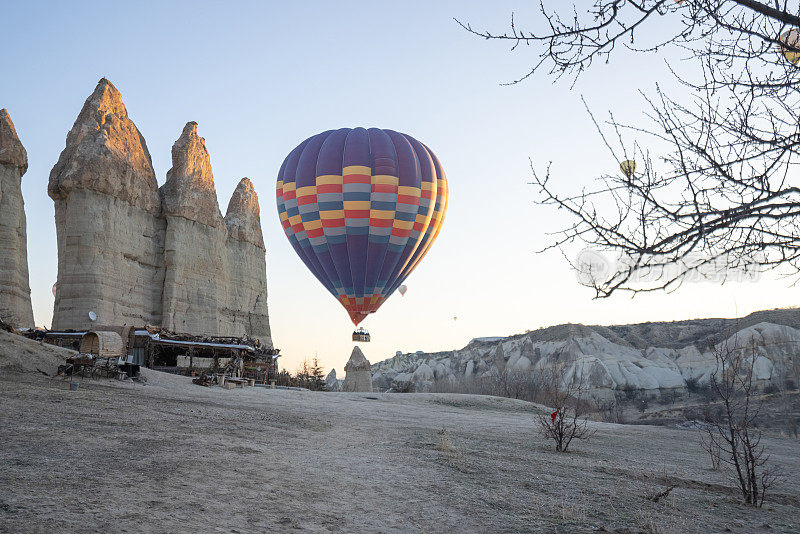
(458, 2), (800, 296)
(701, 335), (780, 506)
(537, 365), (596, 451)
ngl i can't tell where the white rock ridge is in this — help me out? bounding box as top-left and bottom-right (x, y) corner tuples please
(372, 309), (800, 395)
(342, 346), (373, 392)
(0, 109), (34, 328)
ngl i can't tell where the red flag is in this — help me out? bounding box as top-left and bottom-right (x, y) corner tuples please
(551, 411), (558, 423)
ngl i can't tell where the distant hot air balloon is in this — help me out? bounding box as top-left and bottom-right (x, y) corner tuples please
(51, 283), (57, 297)
(780, 29), (800, 65)
(620, 160), (637, 178)
(399, 285), (408, 296)
(276, 128), (448, 326)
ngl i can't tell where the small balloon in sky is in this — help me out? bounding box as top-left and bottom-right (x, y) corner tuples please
(779, 29), (800, 65)
(620, 160), (637, 178)
(51, 283), (57, 297)
(399, 285), (408, 296)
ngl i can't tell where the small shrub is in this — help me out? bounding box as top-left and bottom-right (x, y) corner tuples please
(392, 380), (414, 393)
(684, 376), (702, 393)
(621, 383), (638, 401)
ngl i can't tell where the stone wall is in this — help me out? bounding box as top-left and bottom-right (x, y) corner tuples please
(0, 109), (34, 328)
(48, 79), (272, 347)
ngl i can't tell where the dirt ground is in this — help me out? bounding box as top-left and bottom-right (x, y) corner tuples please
(1, 332), (799, 533)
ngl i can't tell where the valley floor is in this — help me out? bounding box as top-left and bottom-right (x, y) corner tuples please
(1, 332), (799, 533)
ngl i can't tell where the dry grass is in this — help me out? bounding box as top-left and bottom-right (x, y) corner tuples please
(1, 332), (799, 533)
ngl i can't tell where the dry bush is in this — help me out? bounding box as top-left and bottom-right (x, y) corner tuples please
(431, 367), (545, 403)
(392, 380), (415, 393)
(592, 397), (626, 424)
(537, 365), (595, 452)
(435, 427), (467, 471)
(701, 336), (781, 506)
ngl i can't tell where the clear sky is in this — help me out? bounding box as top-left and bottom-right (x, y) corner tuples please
(2, 1), (797, 375)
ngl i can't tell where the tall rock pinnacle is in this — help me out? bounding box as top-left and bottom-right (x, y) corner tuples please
(0, 109), (28, 174)
(49, 79), (165, 330)
(47, 78), (159, 213)
(0, 109), (34, 328)
(160, 122), (223, 228)
(225, 177), (264, 249)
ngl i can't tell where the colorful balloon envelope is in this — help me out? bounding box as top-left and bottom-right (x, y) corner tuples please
(276, 128), (448, 325)
(780, 29), (800, 65)
(620, 160), (637, 178)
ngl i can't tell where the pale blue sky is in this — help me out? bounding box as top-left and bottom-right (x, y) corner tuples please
(2, 1), (796, 374)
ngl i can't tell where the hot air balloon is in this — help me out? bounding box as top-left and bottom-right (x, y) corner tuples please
(780, 29), (800, 65)
(276, 128), (448, 330)
(399, 285), (408, 296)
(620, 160), (637, 178)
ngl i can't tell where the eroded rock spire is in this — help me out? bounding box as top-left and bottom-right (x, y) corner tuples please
(0, 109), (28, 174)
(160, 122), (223, 227)
(0, 109), (34, 328)
(47, 78), (159, 213)
(225, 177), (264, 248)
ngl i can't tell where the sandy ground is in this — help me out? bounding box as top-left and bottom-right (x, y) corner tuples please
(1, 331), (799, 533)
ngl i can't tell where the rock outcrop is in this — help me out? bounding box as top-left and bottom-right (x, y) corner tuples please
(48, 79), (165, 330)
(160, 122), (227, 336)
(342, 346), (373, 392)
(0, 109), (34, 328)
(222, 178), (271, 342)
(372, 309), (800, 397)
(325, 368), (340, 391)
(49, 79), (272, 347)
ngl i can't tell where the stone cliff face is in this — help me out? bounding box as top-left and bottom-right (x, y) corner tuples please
(372, 309), (800, 396)
(223, 178), (272, 343)
(0, 109), (34, 328)
(160, 122), (227, 336)
(49, 79), (272, 347)
(48, 79), (165, 330)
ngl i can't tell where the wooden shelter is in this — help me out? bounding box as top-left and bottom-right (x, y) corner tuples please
(79, 331), (125, 358)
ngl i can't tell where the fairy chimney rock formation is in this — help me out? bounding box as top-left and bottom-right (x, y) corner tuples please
(49, 79), (273, 348)
(222, 178), (272, 344)
(48, 78), (165, 330)
(225, 177), (263, 247)
(160, 122), (227, 336)
(160, 122), (224, 228)
(0, 109), (34, 328)
(325, 368), (340, 391)
(48, 78), (160, 212)
(342, 346), (373, 392)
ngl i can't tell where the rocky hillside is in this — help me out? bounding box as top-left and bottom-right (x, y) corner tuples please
(372, 308), (800, 396)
